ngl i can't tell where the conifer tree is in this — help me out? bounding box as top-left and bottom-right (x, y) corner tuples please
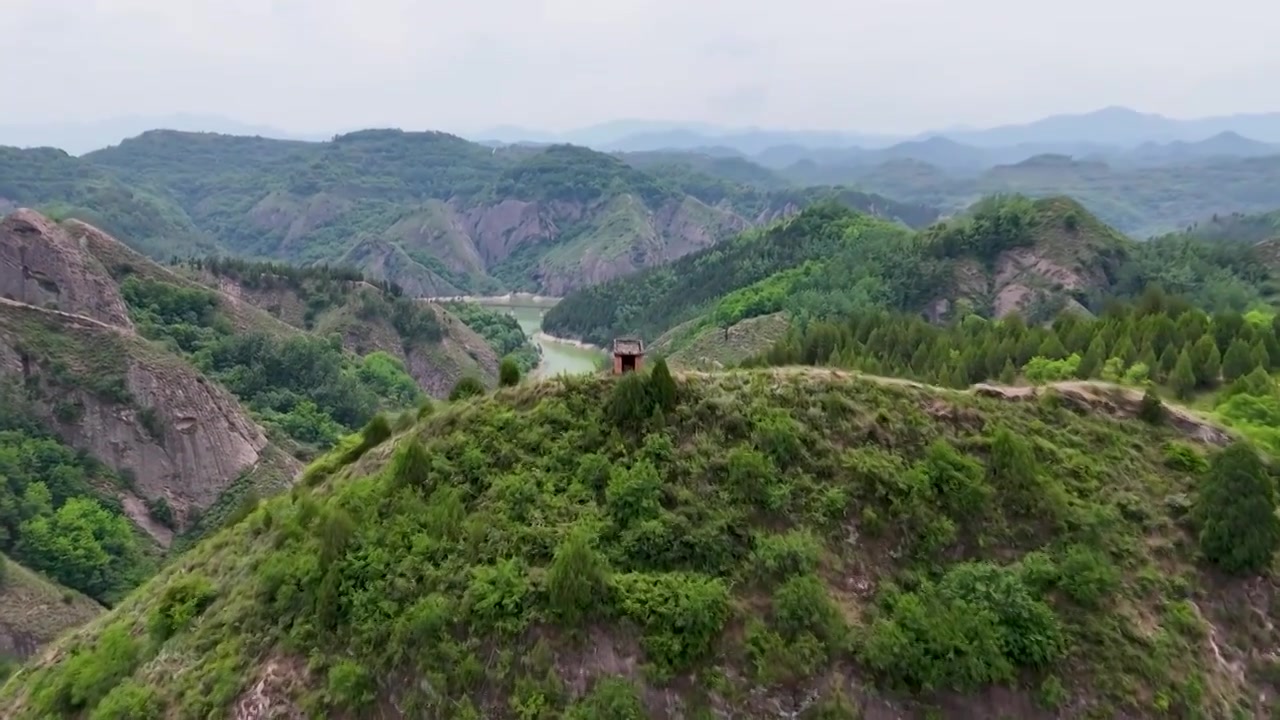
(1251, 339), (1271, 372)
(1171, 349), (1197, 400)
(1222, 339), (1254, 383)
(998, 359), (1017, 384)
(1196, 442), (1280, 575)
(649, 358), (678, 411)
(1157, 344), (1178, 381)
(1191, 334), (1222, 386)
(1111, 336), (1137, 365)
(1077, 336), (1106, 379)
(1037, 334), (1068, 361)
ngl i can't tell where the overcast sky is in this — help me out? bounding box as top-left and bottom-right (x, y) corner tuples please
(5, 0), (1277, 135)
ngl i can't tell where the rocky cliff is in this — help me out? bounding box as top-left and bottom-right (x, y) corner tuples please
(0, 211), (293, 536)
(0, 300), (273, 532)
(0, 210), (134, 328)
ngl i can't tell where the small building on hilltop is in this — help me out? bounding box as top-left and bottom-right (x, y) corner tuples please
(612, 337), (645, 374)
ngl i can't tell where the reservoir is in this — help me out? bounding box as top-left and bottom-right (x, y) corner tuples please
(455, 296), (603, 379)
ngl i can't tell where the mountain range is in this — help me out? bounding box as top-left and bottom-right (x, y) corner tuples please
(0, 130), (935, 296)
(479, 107), (1280, 154)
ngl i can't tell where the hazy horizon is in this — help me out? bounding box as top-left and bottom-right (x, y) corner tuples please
(5, 0), (1278, 139)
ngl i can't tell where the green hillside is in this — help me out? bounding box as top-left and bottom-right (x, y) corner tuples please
(1, 368), (1272, 718)
(0, 130), (935, 297)
(547, 196), (1277, 364)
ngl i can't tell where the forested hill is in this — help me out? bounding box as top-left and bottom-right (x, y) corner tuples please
(545, 195), (1278, 359)
(2, 367), (1276, 718)
(0, 130), (934, 297)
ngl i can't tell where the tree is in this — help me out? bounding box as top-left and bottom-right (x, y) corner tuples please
(498, 357), (521, 387)
(648, 359), (678, 411)
(1191, 334), (1222, 386)
(16, 497), (140, 602)
(1195, 442), (1280, 575)
(1171, 349), (1197, 400)
(1077, 336), (1105, 379)
(1222, 339), (1254, 383)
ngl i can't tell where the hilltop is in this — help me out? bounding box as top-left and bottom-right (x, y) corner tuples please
(0, 130), (934, 297)
(0, 366), (1271, 718)
(547, 196), (1278, 369)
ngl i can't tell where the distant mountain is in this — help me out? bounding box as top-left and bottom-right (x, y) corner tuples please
(473, 107), (1280, 155)
(0, 114), (326, 155)
(944, 107), (1280, 147)
(1, 129), (933, 297)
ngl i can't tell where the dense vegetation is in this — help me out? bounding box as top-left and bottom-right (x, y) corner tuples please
(1, 370), (1272, 717)
(119, 273), (424, 450)
(549, 197), (1279, 358)
(443, 302), (541, 373)
(0, 385), (154, 605)
(744, 288), (1280, 455)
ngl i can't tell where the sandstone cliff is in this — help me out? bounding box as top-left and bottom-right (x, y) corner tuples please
(0, 211), (297, 537)
(0, 210), (134, 329)
(0, 300), (273, 532)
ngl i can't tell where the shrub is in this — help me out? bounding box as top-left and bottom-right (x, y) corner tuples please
(449, 376), (487, 401)
(499, 357), (521, 387)
(751, 530), (821, 580)
(564, 677), (647, 719)
(611, 572), (730, 674)
(148, 574), (218, 642)
(1195, 441), (1280, 574)
(87, 679), (162, 720)
(772, 573), (845, 646)
(145, 497), (176, 529)
(606, 372), (654, 430)
(1056, 545), (1120, 607)
(326, 659), (374, 711)
(1138, 388), (1165, 424)
(546, 526), (610, 626)
(1163, 441), (1208, 473)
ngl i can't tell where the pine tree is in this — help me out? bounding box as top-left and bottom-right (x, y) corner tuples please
(1037, 334), (1068, 361)
(1077, 336), (1106, 379)
(998, 359), (1017, 384)
(1111, 336), (1137, 365)
(649, 358), (678, 411)
(1157, 344), (1178, 381)
(1196, 442), (1280, 575)
(1251, 339), (1271, 372)
(1222, 339), (1255, 383)
(1171, 349), (1197, 400)
(1191, 334), (1222, 386)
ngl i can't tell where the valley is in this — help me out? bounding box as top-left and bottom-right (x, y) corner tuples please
(5, 118), (1280, 718)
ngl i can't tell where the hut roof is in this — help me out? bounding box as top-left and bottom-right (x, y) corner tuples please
(612, 338), (644, 355)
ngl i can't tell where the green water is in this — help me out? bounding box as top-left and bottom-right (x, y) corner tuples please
(488, 302), (602, 379)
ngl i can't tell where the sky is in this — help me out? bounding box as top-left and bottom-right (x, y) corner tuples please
(3, 0), (1278, 136)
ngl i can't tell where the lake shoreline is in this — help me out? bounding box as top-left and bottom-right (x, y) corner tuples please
(533, 331), (602, 352)
(430, 292), (560, 308)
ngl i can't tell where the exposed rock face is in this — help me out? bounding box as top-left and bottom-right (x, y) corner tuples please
(0, 209), (134, 329)
(0, 306), (271, 529)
